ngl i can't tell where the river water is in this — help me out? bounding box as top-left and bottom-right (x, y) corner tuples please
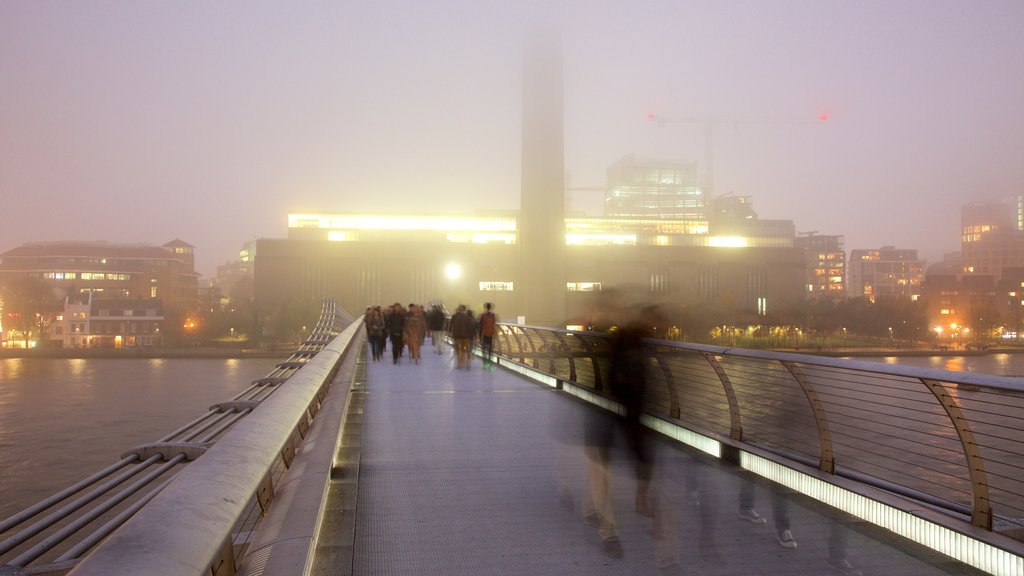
(0, 357), (283, 520)
(2, 353), (1021, 522)
(852, 352), (1024, 377)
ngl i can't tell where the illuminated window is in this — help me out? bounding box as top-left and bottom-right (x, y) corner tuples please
(151, 286), (158, 298)
(567, 282), (602, 292)
(479, 281), (514, 291)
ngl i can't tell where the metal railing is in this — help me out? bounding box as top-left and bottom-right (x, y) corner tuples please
(491, 323), (1024, 539)
(0, 301), (353, 575)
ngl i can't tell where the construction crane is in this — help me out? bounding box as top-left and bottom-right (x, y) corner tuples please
(647, 112), (828, 198)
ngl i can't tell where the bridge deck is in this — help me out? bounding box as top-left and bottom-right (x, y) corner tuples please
(324, 340), (986, 576)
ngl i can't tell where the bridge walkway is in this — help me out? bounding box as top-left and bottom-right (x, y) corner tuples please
(315, 339), (986, 576)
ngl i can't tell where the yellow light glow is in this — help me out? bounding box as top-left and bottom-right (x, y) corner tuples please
(444, 263), (463, 281)
(445, 232), (517, 244)
(708, 236), (748, 248)
(327, 231), (352, 241)
(289, 213), (516, 233)
(565, 233), (637, 246)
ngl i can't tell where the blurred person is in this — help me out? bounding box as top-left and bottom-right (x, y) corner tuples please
(478, 302), (498, 370)
(366, 306), (385, 362)
(404, 304), (427, 364)
(427, 303), (446, 354)
(449, 304), (475, 369)
(583, 404), (621, 558)
(582, 306), (666, 561)
(385, 302), (406, 365)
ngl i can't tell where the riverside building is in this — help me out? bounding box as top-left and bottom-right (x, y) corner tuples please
(0, 240), (198, 348)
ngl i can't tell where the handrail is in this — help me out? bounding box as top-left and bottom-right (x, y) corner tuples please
(67, 316), (363, 576)
(492, 323), (1024, 536)
(0, 300), (351, 574)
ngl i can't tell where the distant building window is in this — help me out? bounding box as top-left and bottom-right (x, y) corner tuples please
(567, 282), (602, 292)
(479, 281), (514, 291)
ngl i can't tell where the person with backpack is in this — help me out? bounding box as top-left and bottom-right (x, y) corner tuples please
(478, 302), (498, 370)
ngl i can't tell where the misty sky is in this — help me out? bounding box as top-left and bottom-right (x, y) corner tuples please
(2, 1), (1022, 277)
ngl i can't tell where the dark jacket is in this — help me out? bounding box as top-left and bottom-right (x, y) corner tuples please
(449, 311), (475, 340)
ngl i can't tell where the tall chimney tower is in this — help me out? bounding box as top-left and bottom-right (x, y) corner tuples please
(518, 32), (566, 327)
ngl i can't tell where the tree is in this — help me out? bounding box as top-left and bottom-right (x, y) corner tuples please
(1, 276), (64, 348)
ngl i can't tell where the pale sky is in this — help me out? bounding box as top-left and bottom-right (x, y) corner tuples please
(2, 1), (1022, 276)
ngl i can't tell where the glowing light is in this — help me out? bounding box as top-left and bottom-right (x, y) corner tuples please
(289, 213), (516, 233)
(708, 236), (748, 248)
(444, 263), (463, 281)
(565, 233), (637, 246)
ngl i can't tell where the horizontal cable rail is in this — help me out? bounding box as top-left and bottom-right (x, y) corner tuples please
(0, 300), (352, 575)
(492, 323), (1024, 540)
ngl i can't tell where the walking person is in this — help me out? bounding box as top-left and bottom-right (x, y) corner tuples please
(449, 304), (475, 369)
(478, 302), (498, 369)
(385, 302), (406, 364)
(366, 306), (385, 362)
(404, 304), (427, 364)
(428, 303), (446, 354)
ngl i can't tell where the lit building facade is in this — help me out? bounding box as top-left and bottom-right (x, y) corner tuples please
(604, 155), (703, 220)
(61, 292), (165, 348)
(961, 196), (1024, 278)
(0, 240), (197, 347)
(848, 246), (924, 301)
(794, 234), (846, 299)
(253, 210), (805, 326)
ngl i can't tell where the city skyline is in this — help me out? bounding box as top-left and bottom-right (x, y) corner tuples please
(2, 1), (1022, 277)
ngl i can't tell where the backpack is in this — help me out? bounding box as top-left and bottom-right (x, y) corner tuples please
(480, 312), (496, 336)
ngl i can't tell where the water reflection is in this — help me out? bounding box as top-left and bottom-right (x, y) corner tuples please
(942, 357), (965, 372)
(68, 358), (86, 378)
(0, 357), (282, 520)
(870, 354), (1024, 378)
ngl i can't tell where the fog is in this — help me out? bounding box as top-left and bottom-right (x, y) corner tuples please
(2, 1), (1022, 276)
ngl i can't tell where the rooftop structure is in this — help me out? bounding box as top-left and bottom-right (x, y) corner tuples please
(961, 196), (1024, 278)
(848, 245), (924, 301)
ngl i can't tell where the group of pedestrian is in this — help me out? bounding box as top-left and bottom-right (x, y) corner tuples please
(364, 302), (444, 364)
(363, 301), (498, 369)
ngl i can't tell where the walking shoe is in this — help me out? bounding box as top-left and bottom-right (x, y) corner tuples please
(584, 512), (602, 528)
(776, 529), (797, 549)
(602, 536), (624, 559)
(827, 558), (863, 575)
(737, 509), (766, 524)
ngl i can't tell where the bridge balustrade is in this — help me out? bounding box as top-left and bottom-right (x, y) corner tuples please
(494, 323), (1024, 542)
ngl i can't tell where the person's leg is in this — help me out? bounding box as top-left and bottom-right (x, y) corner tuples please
(391, 334), (402, 363)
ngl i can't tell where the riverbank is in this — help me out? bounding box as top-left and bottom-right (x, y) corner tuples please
(778, 346), (1024, 358)
(0, 347), (291, 359)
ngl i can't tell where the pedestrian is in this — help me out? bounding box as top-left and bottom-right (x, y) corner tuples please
(449, 304), (475, 369)
(385, 302), (406, 364)
(366, 306), (385, 362)
(428, 303), (447, 354)
(478, 302), (498, 369)
(404, 304), (427, 364)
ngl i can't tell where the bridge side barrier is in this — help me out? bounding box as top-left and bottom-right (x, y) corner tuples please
(66, 316), (364, 576)
(0, 300), (348, 574)
(491, 323), (1024, 576)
